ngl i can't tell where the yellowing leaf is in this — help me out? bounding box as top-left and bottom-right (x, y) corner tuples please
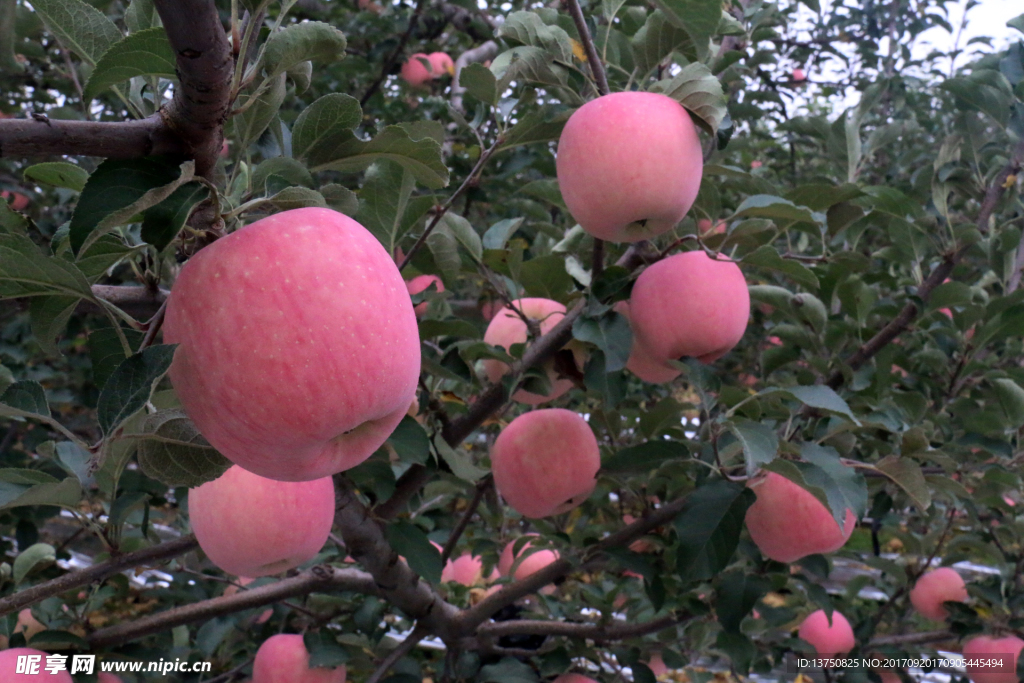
(570, 38), (587, 61)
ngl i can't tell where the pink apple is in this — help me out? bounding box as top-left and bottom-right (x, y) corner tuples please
(406, 274), (444, 316)
(874, 670), (901, 683)
(751, 160), (763, 169)
(252, 634), (347, 683)
(224, 577), (273, 623)
(793, 68), (807, 82)
(627, 251), (750, 369)
(556, 91), (703, 242)
(745, 471), (857, 562)
(962, 635), (1024, 683)
(220, 140), (230, 157)
(614, 301), (682, 383)
(189, 465), (335, 577)
(798, 609), (855, 655)
(482, 298), (583, 404)
(909, 567), (968, 621)
(15, 609), (45, 641)
(428, 52), (455, 77)
(99, 675), (124, 683)
(491, 409), (599, 518)
(164, 207), (421, 482)
(647, 652), (668, 676)
(499, 536), (560, 593)
(553, 675), (599, 683)
(401, 53), (434, 87)
(623, 514), (656, 553)
(697, 218), (726, 236)
(0, 648), (73, 681)
(2, 191), (29, 211)
(442, 553), (484, 586)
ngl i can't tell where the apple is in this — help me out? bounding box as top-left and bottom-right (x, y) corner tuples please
(963, 635), (1024, 683)
(189, 465), (335, 577)
(798, 609), (855, 655)
(874, 669), (901, 683)
(442, 553), (484, 586)
(164, 207), (421, 482)
(224, 577), (273, 623)
(499, 536), (560, 593)
(556, 91), (703, 242)
(793, 68), (807, 82)
(627, 251), (750, 369)
(697, 218), (726, 236)
(482, 298), (583, 404)
(406, 274), (444, 316)
(909, 567), (968, 620)
(252, 634), (347, 683)
(220, 140), (230, 157)
(429, 52), (455, 77)
(613, 301), (682, 384)
(553, 675), (599, 683)
(0, 648), (73, 681)
(647, 652), (668, 677)
(491, 408), (599, 518)
(401, 53), (435, 87)
(751, 160), (763, 169)
(15, 609), (45, 641)
(2, 191), (29, 211)
(99, 675), (124, 683)
(623, 514), (656, 553)
(745, 471), (857, 562)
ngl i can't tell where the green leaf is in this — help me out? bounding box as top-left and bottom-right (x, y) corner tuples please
(874, 455), (931, 511)
(292, 94), (362, 161)
(0, 232), (96, 301)
(260, 21), (347, 79)
(262, 186), (328, 212)
(63, 233), (138, 283)
(131, 409), (232, 487)
(321, 184), (359, 216)
(385, 520), (443, 585)
(427, 220), (463, 280)
(30, 0), (122, 66)
(499, 11), (574, 63)
(740, 245), (819, 290)
(234, 73), (287, 150)
(69, 157), (196, 255)
(0, 380), (50, 419)
(0, 199), (29, 235)
(650, 62), (726, 135)
(434, 434), (487, 482)
(83, 27), (176, 100)
(387, 416), (431, 465)
(124, 0), (158, 33)
(727, 420), (777, 471)
(439, 213), (482, 262)
(88, 322), (144, 389)
(769, 385), (859, 424)
(632, 10), (697, 76)
(13, 543), (56, 584)
(674, 479), (754, 582)
(48, 441), (94, 486)
(716, 570), (771, 633)
(459, 62), (498, 106)
(480, 658), (540, 683)
(23, 162), (89, 192)
(572, 309), (632, 372)
(308, 125), (450, 190)
(96, 344), (177, 436)
(141, 182), (209, 252)
(483, 218), (524, 250)
(602, 440), (688, 473)
(357, 160), (417, 256)
(519, 254), (573, 301)
(648, 0), (721, 60)
(0, 470), (81, 510)
(490, 46), (568, 94)
(29, 296), (80, 355)
(499, 105), (572, 150)
(993, 377), (1024, 427)
(940, 71), (1014, 128)
(1010, 13), (1024, 35)
(733, 194), (822, 225)
(252, 157), (316, 194)
(764, 446), (867, 527)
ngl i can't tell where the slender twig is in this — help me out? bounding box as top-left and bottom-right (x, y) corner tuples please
(564, 0), (610, 96)
(440, 477), (492, 564)
(366, 625), (430, 683)
(360, 0), (428, 106)
(477, 613), (680, 642)
(398, 136), (504, 272)
(138, 300), (169, 352)
(868, 630), (955, 646)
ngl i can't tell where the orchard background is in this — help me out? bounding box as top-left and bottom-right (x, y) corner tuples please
(1, 0), (1024, 681)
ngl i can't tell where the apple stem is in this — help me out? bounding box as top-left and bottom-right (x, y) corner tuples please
(564, 0), (610, 97)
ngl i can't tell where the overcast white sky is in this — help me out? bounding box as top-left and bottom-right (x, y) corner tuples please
(919, 0), (1021, 67)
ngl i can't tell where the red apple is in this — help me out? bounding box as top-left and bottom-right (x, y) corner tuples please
(647, 652), (668, 676)
(697, 218), (726, 236)
(553, 675), (599, 683)
(164, 207), (421, 482)
(962, 635), (1024, 683)
(793, 68), (807, 82)
(909, 567), (968, 621)
(2, 191), (29, 212)
(441, 553), (484, 586)
(499, 536), (559, 593)
(406, 274), (444, 316)
(491, 408), (599, 518)
(874, 669), (901, 683)
(614, 301), (682, 383)
(627, 251), (750, 371)
(0, 648), (73, 681)
(401, 53), (434, 87)
(428, 52), (455, 77)
(556, 91), (703, 242)
(751, 160), (763, 169)
(798, 609), (855, 655)
(482, 298), (583, 404)
(252, 634), (347, 683)
(189, 465), (335, 577)
(745, 471), (857, 562)
(15, 609), (45, 641)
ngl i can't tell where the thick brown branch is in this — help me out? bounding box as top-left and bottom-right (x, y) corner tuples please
(153, 0), (234, 178)
(87, 565), (378, 648)
(477, 614), (680, 642)
(0, 535), (198, 618)
(0, 117), (184, 159)
(564, 0), (609, 96)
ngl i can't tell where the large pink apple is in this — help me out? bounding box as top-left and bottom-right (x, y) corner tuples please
(499, 536), (560, 593)
(406, 274), (444, 316)
(428, 52), (455, 77)
(442, 553), (484, 586)
(482, 298), (582, 404)
(909, 567), (968, 621)
(628, 251), (750, 368)
(491, 409), (599, 518)
(963, 635), (1024, 683)
(613, 301), (681, 384)
(189, 465), (335, 577)
(555, 91), (703, 242)
(745, 471), (857, 562)
(164, 207), (421, 482)
(0, 648), (73, 681)
(252, 634), (347, 683)
(798, 609), (855, 654)
(401, 53), (434, 87)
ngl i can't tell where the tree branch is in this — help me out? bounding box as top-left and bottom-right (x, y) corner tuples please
(450, 41), (500, 112)
(0, 535), (198, 618)
(440, 477), (491, 564)
(360, 0), (428, 106)
(477, 614), (680, 643)
(366, 625), (431, 683)
(564, 0), (609, 96)
(867, 630), (955, 646)
(86, 565), (378, 648)
(0, 116), (184, 159)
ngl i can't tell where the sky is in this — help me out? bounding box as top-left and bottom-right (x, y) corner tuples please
(918, 0), (1021, 71)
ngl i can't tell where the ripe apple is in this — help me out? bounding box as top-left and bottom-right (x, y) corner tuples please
(224, 577), (273, 623)
(491, 408), (599, 518)
(744, 471), (857, 562)
(556, 92), (703, 242)
(623, 514), (656, 553)
(189, 465), (335, 577)
(15, 609), (45, 641)
(428, 52), (455, 77)
(442, 553), (484, 586)
(164, 207), (421, 482)
(751, 160), (763, 169)
(647, 652), (668, 677)
(963, 635), (1024, 683)
(874, 669), (901, 683)
(0, 648), (73, 681)
(99, 674), (124, 683)
(401, 53), (435, 87)
(553, 675), (599, 683)
(499, 536), (560, 593)
(798, 609), (855, 655)
(406, 274), (444, 316)
(2, 190), (29, 211)
(252, 634), (347, 683)
(697, 218), (726, 236)
(627, 251), (750, 367)
(909, 567), (968, 621)
(613, 301), (681, 384)
(482, 298), (583, 404)
(793, 68), (807, 82)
